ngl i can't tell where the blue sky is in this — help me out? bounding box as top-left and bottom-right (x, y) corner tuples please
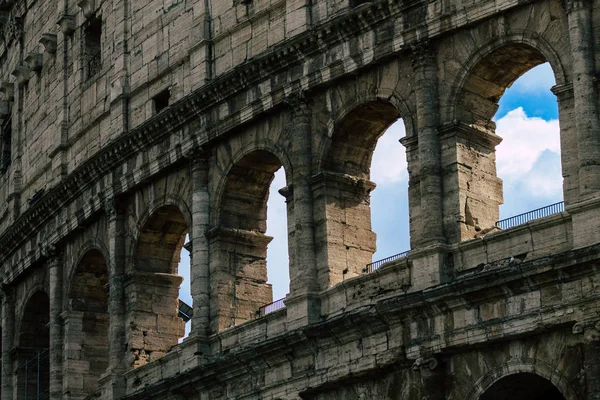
(178, 62), (562, 333)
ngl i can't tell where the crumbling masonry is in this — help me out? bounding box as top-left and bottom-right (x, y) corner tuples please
(0, 0), (599, 399)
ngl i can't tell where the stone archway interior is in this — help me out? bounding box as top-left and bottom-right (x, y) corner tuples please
(211, 150), (284, 330)
(128, 205), (188, 367)
(316, 101), (401, 285)
(325, 101), (401, 179)
(67, 249), (109, 394)
(18, 291), (50, 399)
(480, 373), (565, 400)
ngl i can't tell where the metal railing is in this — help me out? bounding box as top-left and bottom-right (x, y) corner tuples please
(363, 251), (409, 273)
(15, 348), (49, 400)
(495, 201), (564, 230)
(257, 297), (286, 317)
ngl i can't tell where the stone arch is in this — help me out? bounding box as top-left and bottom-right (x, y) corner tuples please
(68, 239), (110, 291)
(318, 91), (415, 174)
(449, 31), (566, 127)
(132, 194), (192, 248)
(17, 290), (50, 400)
(313, 97), (408, 286)
(440, 32), (569, 241)
(466, 359), (579, 400)
(64, 248), (109, 397)
(212, 141), (293, 228)
(209, 147), (289, 331)
(127, 201), (189, 368)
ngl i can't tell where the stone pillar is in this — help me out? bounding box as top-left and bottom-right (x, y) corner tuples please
(1, 286), (14, 400)
(47, 246), (63, 399)
(412, 356), (446, 400)
(551, 83), (579, 205)
(101, 199), (127, 398)
(412, 42), (445, 246)
(189, 150), (211, 351)
(61, 311), (84, 399)
(311, 171), (376, 284)
(124, 272), (184, 368)
(438, 122), (503, 242)
(573, 320), (600, 399)
(208, 228), (273, 332)
(188, 0), (214, 90)
(564, 0), (600, 195)
(278, 185), (297, 288)
(408, 42), (453, 289)
(284, 95), (320, 328)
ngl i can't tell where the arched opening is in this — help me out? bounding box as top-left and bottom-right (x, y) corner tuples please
(370, 119), (410, 262)
(494, 63), (562, 221)
(317, 101), (407, 285)
(479, 373), (565, 400)
(212, 150), (287, 330)
(65, 249), (109, 397)
(450, 43), (566, 241)
(266, 168), (290, 302)
(17, 291), (49, 400)
(178, 234), (192, 340)
(128, 205), (188, 368)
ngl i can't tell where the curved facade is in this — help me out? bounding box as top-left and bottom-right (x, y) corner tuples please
(0, 0), (599, 399)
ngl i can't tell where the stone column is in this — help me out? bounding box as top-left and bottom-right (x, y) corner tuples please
(189, 150), (211, 350)
(551, 83), (578, 205)
(573, 320), (600, 399)
(311, 172), (377, 282)
(284, 94), (320, 328)
(412, 42), (445, 246)
(188, 0), (214, 90)
(46, 246), (63, 399)
(1, 286), (14, 400)
(564, 0), (600, 195)
(437, 122), (503, 243)
(208, 228), (273, 331)
(102, 199), (127, 398)
(412, 356), (446, 400)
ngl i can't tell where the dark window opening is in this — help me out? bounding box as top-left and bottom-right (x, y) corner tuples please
(1, 116), (12, 174)
(84, 17), (102, 80)
(153, 89), (171, 114)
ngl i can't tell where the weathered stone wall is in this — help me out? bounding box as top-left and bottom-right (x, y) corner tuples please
(0, 0), (600, 399)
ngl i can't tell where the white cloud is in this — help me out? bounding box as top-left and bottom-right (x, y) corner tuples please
(370, 120), (408, 185)
(509, 62), (556, 93)
(495, 107), (560, 187)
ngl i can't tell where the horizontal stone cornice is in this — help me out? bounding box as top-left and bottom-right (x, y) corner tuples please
(120, 243), (599, 398)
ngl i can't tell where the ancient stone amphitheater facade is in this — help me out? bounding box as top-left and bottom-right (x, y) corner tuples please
(0, 0), (598, 399)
